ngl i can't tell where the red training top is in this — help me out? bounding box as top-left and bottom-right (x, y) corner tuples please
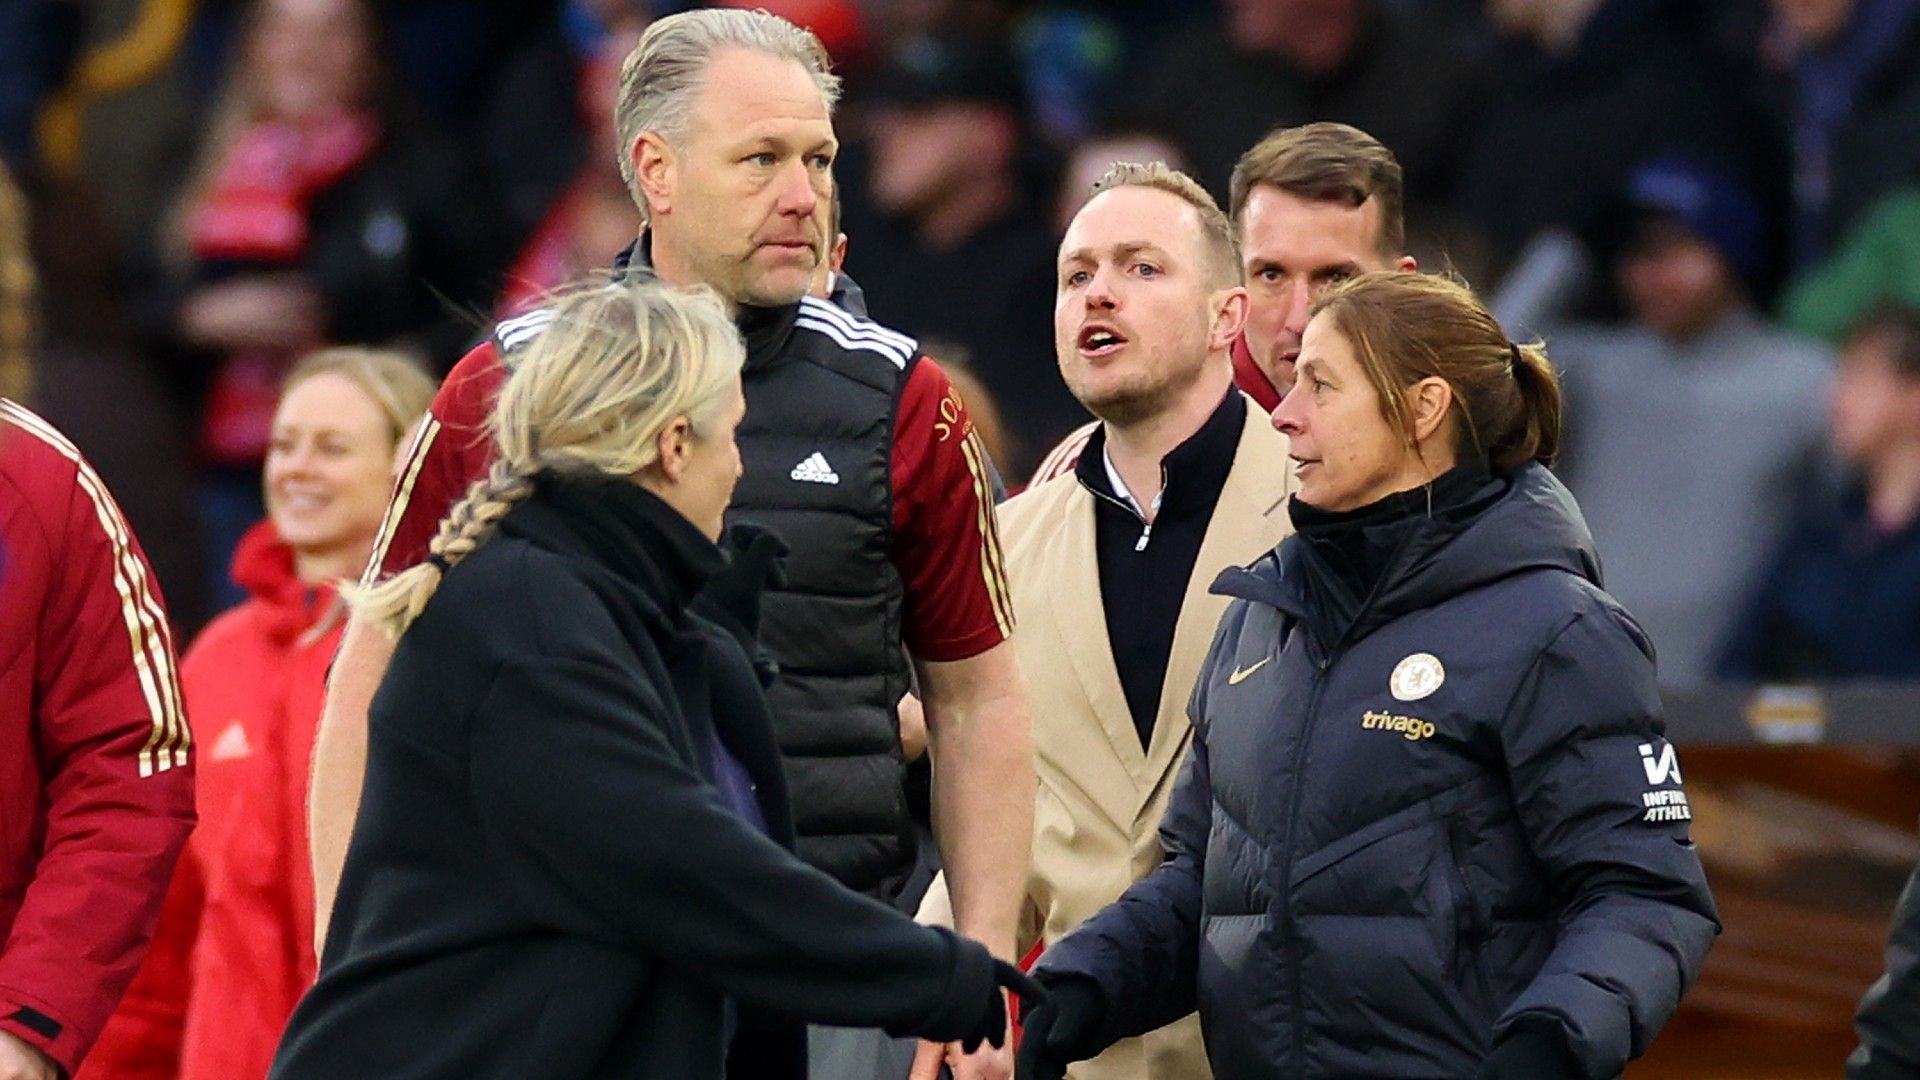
(370, 334), (1011, 662)
(0, 400), (195, 1075)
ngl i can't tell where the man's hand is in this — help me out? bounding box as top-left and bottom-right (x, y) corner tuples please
(910, 957), (1044, 1080)
(898, 692), (928, 762)
(909, 1029), (1013, 1080)
(178, 275), (325, 352)
(0, 1031), (55, 1080)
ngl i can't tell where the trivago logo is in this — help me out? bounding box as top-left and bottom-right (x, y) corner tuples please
(1361, 710), (1436, 742)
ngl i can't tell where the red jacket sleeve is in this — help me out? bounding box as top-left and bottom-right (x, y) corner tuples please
(69, 845), (202, 1080)
(891, 358), (1014, 662)
(366, 341), (506, 578)
(0, 403), (195, 1074)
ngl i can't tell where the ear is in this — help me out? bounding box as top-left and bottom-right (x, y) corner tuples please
(1397, 255), (1419, 272)
(828, 232), (849, 273)
(1409, 376), (1454, 444)
(634, 132), (676, 222)
(1209, 286), (1250, 352)
(654, 416), (693, 482)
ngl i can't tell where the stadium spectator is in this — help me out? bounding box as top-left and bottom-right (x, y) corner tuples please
(1758, 0), (1920, 268)
(78, 348), (433, 1080)
(11, 164), (209, 634)
(1455, 0), (1770, 276)
(1553, 156), (1831, 685)
(848, 30), (1075, 476)
(1127, 0), (1483, 212)
(1051, 128), (1189, 236)
(1719, 302), (1920, 680)
(496, 8), (648, 317)
(1782, 185), (1920, 342)
(152, 0), (498, 607)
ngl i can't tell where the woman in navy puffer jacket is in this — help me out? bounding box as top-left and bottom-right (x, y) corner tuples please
(1018, 272), (1719, 1080)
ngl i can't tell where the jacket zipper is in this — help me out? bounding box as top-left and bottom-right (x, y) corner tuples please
(1084, 481), (1160, 551)
(1083, 458), (1168, 550)
(1281, 645), (1333, 1079)
(1445, 816), (1495, 1007)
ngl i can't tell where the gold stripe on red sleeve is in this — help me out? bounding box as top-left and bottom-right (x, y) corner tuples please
(363, 414), (441, 585)
(1, 401), (187, 776)
(960, 430), (1014, 636)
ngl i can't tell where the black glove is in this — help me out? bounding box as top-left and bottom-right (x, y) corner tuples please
(1014, 974), (1106, 1080)
(957, 960), (1051, 1055)
(1473, 1018), (1580, 1080)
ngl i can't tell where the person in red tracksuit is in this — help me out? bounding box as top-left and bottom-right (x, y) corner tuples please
(0, 398), (196, 1079)
(79, 349), (434, 1080)
(1027, 122), (1419, 487)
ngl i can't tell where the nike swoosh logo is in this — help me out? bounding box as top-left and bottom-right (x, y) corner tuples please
(1228, 658), (1270, 685)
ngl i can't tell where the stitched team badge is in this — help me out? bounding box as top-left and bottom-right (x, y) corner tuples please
(1389, 653), (1445, 702)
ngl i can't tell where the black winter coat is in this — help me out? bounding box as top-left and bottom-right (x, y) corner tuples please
(270, 475), (996, 1080)
(1851, 844), (1920, 1077)
(1036, 465), (1719, 1079)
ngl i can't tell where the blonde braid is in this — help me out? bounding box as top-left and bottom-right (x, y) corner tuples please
(0, 162), (34, 403)
(346, 459), (537, 638)
(346, 275), (745, 639)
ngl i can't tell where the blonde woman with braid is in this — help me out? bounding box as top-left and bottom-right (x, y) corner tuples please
(268, 280), (1037, 1080)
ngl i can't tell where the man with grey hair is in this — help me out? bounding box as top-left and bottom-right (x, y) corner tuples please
(915, 162), (1296, 1080)
(308, 10), (1034, 1077)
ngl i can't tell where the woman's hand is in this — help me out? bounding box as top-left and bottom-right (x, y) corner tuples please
(179, 275), (324, 352)
(911, 961), (1045, 1080)
(898, 692), (928, 762)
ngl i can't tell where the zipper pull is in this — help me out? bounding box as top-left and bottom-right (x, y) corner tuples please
(1136, 522), (1153, 552)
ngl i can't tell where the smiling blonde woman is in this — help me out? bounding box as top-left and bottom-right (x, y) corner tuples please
(79, 347), (433, 1080)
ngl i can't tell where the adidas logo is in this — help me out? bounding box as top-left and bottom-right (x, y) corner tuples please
(790, 452), (840, 485)
(210, 721), (254, 762)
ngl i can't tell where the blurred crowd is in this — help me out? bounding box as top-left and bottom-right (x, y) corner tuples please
(3, 0), (1920, 684)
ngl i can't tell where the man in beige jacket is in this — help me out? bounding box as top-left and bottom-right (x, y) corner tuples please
(922, 126), (1424, 1080)
(920, 161), (1291, 1080)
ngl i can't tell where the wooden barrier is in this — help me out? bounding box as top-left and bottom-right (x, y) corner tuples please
(1631, 683), (1920, 1078)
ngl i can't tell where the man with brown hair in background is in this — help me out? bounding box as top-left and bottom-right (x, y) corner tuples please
(1030, 122), (1416, 486)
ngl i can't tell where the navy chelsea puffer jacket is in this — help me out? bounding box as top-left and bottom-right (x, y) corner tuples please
(1036, 464), (1719, 1080)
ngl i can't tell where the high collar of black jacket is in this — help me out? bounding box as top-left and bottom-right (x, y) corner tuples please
(616, 237), (805, 373)
(496, 469), (724, 632)
(1074, 388), (1244, 523)
(1213, 461), (1603, 656)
